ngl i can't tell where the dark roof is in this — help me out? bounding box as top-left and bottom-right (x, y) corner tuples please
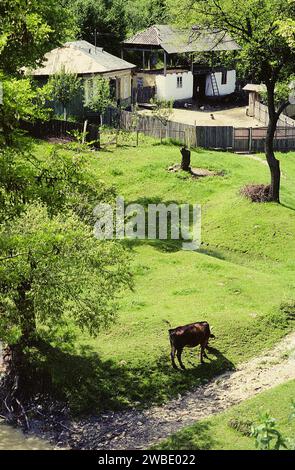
(123, 25), (240, 54)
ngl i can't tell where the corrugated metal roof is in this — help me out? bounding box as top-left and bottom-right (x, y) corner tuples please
(123, 25), (240, 54)
(29, 41), (136, 76)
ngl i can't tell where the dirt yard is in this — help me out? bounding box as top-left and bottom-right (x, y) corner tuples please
(140, 106), (262, 127)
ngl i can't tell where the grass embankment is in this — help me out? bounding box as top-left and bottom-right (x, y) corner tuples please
(153, 379), (295, 450)
(33, 139), (295, 413)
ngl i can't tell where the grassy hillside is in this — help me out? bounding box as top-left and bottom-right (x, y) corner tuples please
(153, 379), (295, 450)
(33, 139), (295, 412)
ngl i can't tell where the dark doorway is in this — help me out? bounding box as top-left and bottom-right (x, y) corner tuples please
(193, 74), (207, 102)
(110, 79), (116, 101)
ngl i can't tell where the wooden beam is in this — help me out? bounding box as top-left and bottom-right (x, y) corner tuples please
(164, 51), (167, 77)
(143, 50), (145, 69)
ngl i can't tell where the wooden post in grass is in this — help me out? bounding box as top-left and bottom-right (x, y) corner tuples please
(180, 147), (191, 172)
(82, 119), (88, 144)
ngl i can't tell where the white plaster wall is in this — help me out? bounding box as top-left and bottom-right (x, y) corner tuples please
(155, 71), (193, 100)
(205, 70), (236, 96)
(120, 75), (131, 99)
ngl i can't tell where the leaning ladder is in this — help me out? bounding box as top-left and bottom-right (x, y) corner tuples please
(210, 72), (220, 97)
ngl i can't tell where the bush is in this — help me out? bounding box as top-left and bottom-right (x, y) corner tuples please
(240, 184), (272, 202)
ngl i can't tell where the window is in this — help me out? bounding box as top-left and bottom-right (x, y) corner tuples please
(177, 76), (183, 88)
(221, 70), (227, 85)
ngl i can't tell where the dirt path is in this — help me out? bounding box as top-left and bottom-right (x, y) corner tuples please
(237, 154), (268, 165)
(66, 332), (295, 449)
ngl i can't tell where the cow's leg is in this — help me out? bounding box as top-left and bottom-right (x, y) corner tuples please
(203, 343), (209, 358)
(200, 345), (206, 364)
(170, 345), (178, 369)
(177, 348), (185, 370)
(201, 340), (209, 359)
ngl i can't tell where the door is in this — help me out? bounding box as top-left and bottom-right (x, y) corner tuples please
(193, 74), (207, 101)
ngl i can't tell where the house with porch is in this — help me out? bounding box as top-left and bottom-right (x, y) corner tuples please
(28, 40), (136, 118)
(122, 25), (240, 105)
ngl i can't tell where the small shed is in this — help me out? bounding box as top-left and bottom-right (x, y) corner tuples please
(243, 84), (266, 117)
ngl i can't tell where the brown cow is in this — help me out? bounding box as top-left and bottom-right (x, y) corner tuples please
(168, 321), (215, 369)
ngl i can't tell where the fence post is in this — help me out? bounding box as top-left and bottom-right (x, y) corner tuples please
(136, 130), (139, 147)
(249, 127), (253, 153)
(82, 119), (88, 144)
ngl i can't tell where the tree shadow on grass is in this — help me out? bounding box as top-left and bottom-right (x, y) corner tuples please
(32, 341), (234, 416)
(280, 202), (295, 212)
(198, 247), (227, 261)
(119, 196), (199, 254)
(152, 421), (215, 450)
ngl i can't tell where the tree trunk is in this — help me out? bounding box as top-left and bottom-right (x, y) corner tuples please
(180, 147), (191, 172)
(16, 280), (37, 345)
(265, 81), (280, 203)
(265, 114), (280, 202)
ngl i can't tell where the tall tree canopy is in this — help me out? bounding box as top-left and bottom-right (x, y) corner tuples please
(69, 0), (127, 54)
(125, 0), (170, 35)
(0, 1), (132, 372)
(169, 0), (295, 202)
(0, 0), (75, 74)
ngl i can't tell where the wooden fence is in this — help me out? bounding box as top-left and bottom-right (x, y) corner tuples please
(102, 108), (295, 152)
(196, 126), (233, 150)
(20, 119), (99, 143)
(103, 109), (197, 146)
(234, 127), (295, 152)
(254, 102), (295, 128)
(21, 106), (295, 153)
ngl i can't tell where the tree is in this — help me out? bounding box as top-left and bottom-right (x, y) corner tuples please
(0, 204), (130, 345)
(125, 0), (170, 34)
(169, 0), (295, 202)
(84, 76), (113, 125)
(0, 0), (75, 75)
(151, 98), (174, 127)
(0, 73), (51, 144)
(0, 145), (131, 347)
(49, 68), (82, 121)
(146, 0), (169, 26)
(69, 0), (127, 55)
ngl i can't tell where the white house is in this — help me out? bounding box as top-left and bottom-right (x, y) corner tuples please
(205, 70), (236, 97)
(122, 25), (240, 104)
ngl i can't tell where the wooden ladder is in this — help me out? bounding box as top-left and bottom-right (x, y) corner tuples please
(210, 72), (220, 97)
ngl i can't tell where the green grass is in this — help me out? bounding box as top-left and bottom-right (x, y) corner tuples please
(32, 139), (295, 413)
(153, 380), (295, 450)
